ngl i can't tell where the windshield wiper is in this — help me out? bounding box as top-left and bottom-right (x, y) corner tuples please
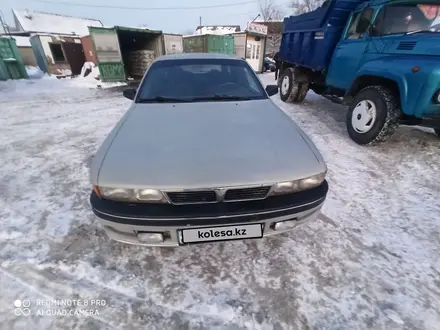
(137, 96), (189, 103)
(405, 29), (438, 35)
(137, 95), (254, 103)
(188, 95), (253, 101)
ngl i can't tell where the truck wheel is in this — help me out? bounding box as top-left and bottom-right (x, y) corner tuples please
(296, 83), (310, 102)
(279, 67), (300, 103)
(347, 86), (400, 145)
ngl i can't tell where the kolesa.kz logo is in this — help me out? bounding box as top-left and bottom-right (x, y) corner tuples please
(198, 228), (247, 239)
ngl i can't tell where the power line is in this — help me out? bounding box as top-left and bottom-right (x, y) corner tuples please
(28, 0), (260, 11)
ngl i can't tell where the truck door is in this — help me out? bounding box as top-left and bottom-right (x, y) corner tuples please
(326, 8), (374, 90)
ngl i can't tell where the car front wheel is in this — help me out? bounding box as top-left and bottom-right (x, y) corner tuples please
(347, 86), (400, 145)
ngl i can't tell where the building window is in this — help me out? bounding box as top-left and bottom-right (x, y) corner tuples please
(49, 43), (66, 63)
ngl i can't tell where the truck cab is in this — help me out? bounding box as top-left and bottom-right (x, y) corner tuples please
(278, 0), (440, 144)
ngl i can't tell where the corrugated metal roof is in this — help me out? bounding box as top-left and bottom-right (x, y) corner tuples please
(12, 9), (103, 35)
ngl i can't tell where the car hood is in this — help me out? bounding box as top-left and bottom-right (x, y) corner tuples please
(97, 99), (325, 189)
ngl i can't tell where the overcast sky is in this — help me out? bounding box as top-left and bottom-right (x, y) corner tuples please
(0, 0), (292, 34)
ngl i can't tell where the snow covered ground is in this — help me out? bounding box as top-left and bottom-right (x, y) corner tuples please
(1, 73), (440, 329)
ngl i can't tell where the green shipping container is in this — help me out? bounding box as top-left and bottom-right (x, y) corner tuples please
(183, 35), (234, 55)
(88, 27), (125, 82)
(89, 26), (163, 82)
(0, 38), (28, 81)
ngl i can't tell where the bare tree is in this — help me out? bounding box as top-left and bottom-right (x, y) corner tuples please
(257, 0), (286, 55)
(259, 0), (285, 21)
(290, 0), (325, 15)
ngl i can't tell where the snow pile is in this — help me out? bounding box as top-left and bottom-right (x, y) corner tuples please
(80, 62), (100, 80)
(56, 68), (72, 76)
(0, 67), (125, 95)
(70, 61), (127, 89)
(26, 66), (45, 79)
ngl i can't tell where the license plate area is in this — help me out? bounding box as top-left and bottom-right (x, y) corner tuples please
(180, 223), (263, 245)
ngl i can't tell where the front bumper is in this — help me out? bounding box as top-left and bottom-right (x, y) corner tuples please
(90, 180), (328, 247)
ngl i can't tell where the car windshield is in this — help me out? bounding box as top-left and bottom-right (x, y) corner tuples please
(135, 58), (267, 103)
(375, 4), (440, 35)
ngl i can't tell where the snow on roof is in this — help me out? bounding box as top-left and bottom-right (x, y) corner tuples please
(12, 9), (103, 36)
(195, 25), (240, 35)
(253, 19), (284, 23)
(12, 36), (31, 47)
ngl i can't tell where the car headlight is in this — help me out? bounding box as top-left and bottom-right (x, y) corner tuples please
(98, 187), (134, 201)
(134, 188), (166, 202)
(97, 187), (167, 203)
(270, 173), (326, 196)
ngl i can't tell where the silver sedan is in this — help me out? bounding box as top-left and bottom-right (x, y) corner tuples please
(90, 53), (328, 247)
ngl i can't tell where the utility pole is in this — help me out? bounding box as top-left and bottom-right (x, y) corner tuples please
(199, 16), (202, 27)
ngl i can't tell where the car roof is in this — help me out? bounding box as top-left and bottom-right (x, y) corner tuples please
(155, 53), (244, 62)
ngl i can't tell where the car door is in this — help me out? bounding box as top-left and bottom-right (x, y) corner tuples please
(326, 7), (374, 90)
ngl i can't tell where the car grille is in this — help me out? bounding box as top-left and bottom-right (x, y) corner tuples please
(166, 191), (217, 204)
(224, 186), (271, 201)
(166, 186), (272, 204)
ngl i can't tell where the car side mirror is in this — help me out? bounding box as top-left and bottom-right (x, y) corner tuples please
(123, 88), (136, 100)
(265, 85), (278, 97)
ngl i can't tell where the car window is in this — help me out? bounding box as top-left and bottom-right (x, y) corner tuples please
(136, 58), (267, 103)
(346, 8), (374, 39)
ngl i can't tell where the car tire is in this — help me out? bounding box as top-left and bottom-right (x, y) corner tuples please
(347, 86), (400, 145)
(279, 67), (300, 103)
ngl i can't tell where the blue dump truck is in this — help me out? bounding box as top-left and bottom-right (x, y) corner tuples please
(278, 0), (440, 144)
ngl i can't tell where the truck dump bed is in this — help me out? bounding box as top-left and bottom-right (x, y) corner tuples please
(280, 0), (368, 71)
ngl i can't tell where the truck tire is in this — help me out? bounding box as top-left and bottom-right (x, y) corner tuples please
(279, 67), (300, 103)
(296, 82), (310, 102)
(347, 86), (400, 145)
